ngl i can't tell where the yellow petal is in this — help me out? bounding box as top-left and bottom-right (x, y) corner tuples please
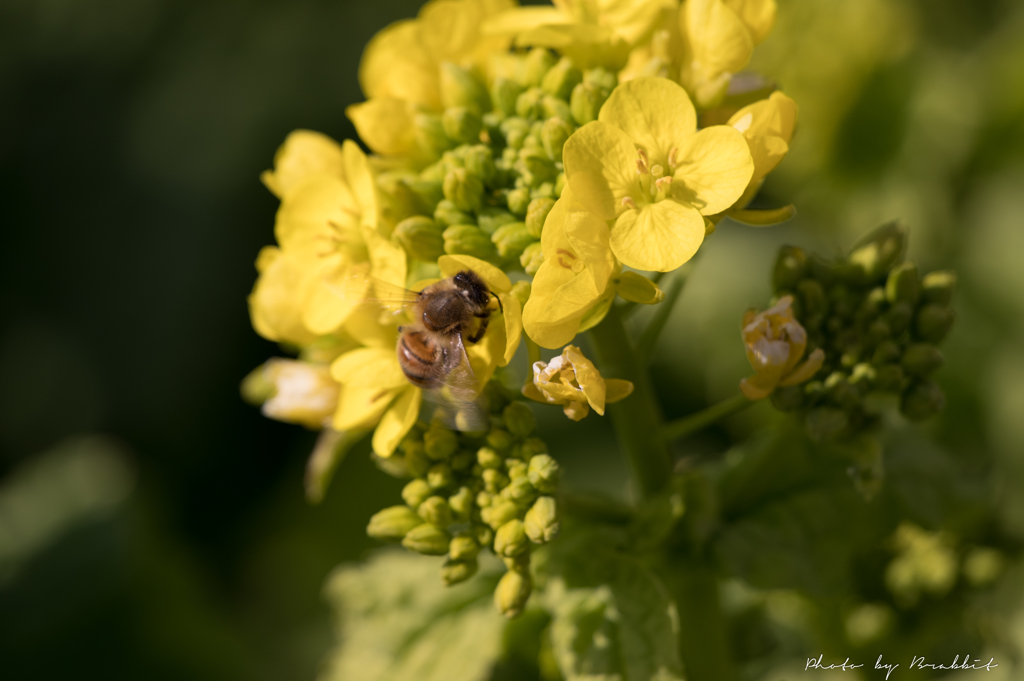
(723, 0), (776, 45)
(346, 98), (418, 159)
(500, 292), (522, 365)
(358, 19), (440, 109)
(672, 125), (753, 215)
(372, 387), (422, 457)
(248, 249), (317, 346)
(563, 121), (639, 220)
(333, 385), (397, 431)
(563, 401), (590, 421)
(599, 77), (696, 165)
(780, 348), (825, 387)
(274, 176), (364, 259)
(685, 0), (753, 77)
(575, 290), (616, 333)
(331, 347), (407, 389)
(605, 379), (635, 404)
(303, 263), (362, 335)
(609, 201), (705, 272)
(261, 130), (345, 200)
(364, 227), (408, 288)
(482, 6), (568, 37)
(562, 192), (617, 290)
(739, 372), (777, 400)
(565, 345), (606, 414)
(438, 254), (512, 293)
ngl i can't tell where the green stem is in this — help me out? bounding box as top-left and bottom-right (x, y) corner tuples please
(660, 394), (753, 444)
(664, 560), (738, 681)
(636, 265), (692, 362)
(588, 304), (672, 500)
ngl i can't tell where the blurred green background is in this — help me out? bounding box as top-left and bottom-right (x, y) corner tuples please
(2, 0), (1023, 679)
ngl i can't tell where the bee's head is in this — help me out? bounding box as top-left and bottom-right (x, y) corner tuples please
(453, 270), (491, 307)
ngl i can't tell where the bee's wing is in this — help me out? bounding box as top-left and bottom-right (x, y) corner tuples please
(423, 333), (488, 432)
(325, 271), (420, 314)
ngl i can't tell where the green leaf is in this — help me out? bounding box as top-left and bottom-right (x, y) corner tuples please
(543, 531), (684, 681)
(320, 550), (505, 681)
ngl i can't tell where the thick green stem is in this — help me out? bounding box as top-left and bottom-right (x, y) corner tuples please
(660, 394), (753, 444)
(665, 560), (738, 681)
(588, 305), (672, 499)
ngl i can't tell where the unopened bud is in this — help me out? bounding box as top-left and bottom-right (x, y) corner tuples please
(450, 449), (474, 471)
(402, 523), (451, 555)
(495, 568), (533, 618)
(584, 67), (617, 92)
(415, 112), (453, 158)
(403, 440), (430, 477)
(402, 479), (433, 509)
(525, 197), (556, 238)
(449, 486), (474, 521)
(507, 461), (528, 479)
(427, 462), (454, 490)
(418, 495), (454, 527)
(521, 242), (544, 275)
(915, 304), (954, 343)
(846, 220), (907, 284)
(507, 187), (532, 217)
(517, 148), (557, 187)
(492, 221), (534, 260)
(463, 144), (496, 186)
(527, 454), (560, 493)
(503, 402), (537, 437)
(440, 62), (490, 113)
(900, 379), (946, 421)
(424, 425), (458, 460)
(824, 371), (859, 409)
(772, 245), (807, 291)
(487, 428), (514, 452)
(478, 446), (504, 469)
(540, 117), (574, 163)
(542, 57), (583, 99)
(393, 215), (445, 262)
(492, 77), (523, 117)
(502, 476), (537, 505)
(570, 82), (609, 125)
(240, 364), (275, 405)
(367, 506), (423, 541)
(443, 167), (484, 213)
(482, 499), (520, 530)
(494, 519), (529, 557)
(867, 318), (891, 344)
(477, 207), (516, 236)
(449, 534), (481, 561)
(797, 279), (827, 315)
(500, 117), (531, 150)
(516, 87), (544, 120)
(442, 107), (483, 145)
(885, 262), (920, 304)
(523, 47), (557, 87)
(434, 199), (474, 229)
(444, 224), (498, 260)
(555, 172), (567, 197)
(873, 363), (904, 392)
(902, 343), (943, 377)
(407, 178), (444, 211)
(872, 340), (901, 365)
(887, 301), (914, 335)
(616, 271), (665, 304)
(805, 407), (848, 442)
(511, 280), (532, 308)
(442, 557), (479, 586)
(524, 496), (559, 544)
(542, 96), (573, 124)
(476, 490), (493, 508)
(921, 270), (956, 305)
(482, 468), (510, 494)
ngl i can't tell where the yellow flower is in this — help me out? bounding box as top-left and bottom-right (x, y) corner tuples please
(484, 0), (674, 69)
(724, 91), (798, 224)
(347, 0), (513, 157)
(248, 133), (406, 344)
(679, 0), (777, 108)
(523, 345), (633, 420)
(522, 186), (618, 349)
(563, 77), (753, 272)
(739, 295), (824, 400)
(259, 359), (340, 429)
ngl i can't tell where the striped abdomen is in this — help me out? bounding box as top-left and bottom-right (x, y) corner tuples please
(397, 328), (443, 388)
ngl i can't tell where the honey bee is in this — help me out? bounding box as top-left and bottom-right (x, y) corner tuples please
(339, 269), (502, 430)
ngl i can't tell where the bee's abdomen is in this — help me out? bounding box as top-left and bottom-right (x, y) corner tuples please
(398, 330), (443, 388)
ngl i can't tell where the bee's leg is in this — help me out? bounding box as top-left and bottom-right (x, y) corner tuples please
(466, 315), (489, 344)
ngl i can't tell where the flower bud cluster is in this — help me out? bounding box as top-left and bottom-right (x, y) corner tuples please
(365, 388), (559, 618)
(383, 49), (617, 275)
(768, 224), (956, 439)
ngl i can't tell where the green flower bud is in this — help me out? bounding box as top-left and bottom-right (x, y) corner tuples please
(885, 262), (920, 305)
(449, 534), (481, 561)
(502, 476), (537, 505)
(403, 441), (430, 478)
(492, 77), (524, 117)
(478, 446), (504, 469)
(541, 117), (574, 162)
(449, 486), (474, 521)
(402, 479), (433, 509)
(507, 187), (531, 217)
(503, 402), (536, 437)
(402, 523), (451, 555)
(455, 450), (478, 472)
(434, 199), (474, 229)
(524, 496), (559, 544)
(487, 428), (514, 452)
(524, 198), (556, 239)
(772, 245), (807, 291)
(495, 568), (533, 618)
(797, 279), (827, 315)
(507, 461), (528, 480)
(900, 379), (946, 421)
(527, 454), (560, 493)
(367, 506), (424, 541)
(554, 172), (567, 197)
(500, 116), (531, 150)
(520, 242), (544, 275)
(846, 220), (907, 284)
(873, 363), (904, 391)
(463, 144), (496, 186)
(915, 304), (954, 343)
(520, 438), (548, 459)
(523, 47), (557, 87)
(805, 407), (848, 442)
(584, 67), (617, 91)
(511, 281), (531, 308)
(444, 224), (498, 260)
(902, 343), (943, 377)
(404, 178), (443, 211)
(442, 557), (479, 586)
(824, 371), (859, 408)
(482, 499), (520, 530)
(393, 215), (445, 262)
(483, 468), (510, 494)
(541, 57), (583, 99)
(476, 490), (493, 508)
(856, 287), (886, 323)
(516, 87), (545, 120)
(440, 62), (490, 113)
(850, 362), (876, 388)
(443, 107), (483, 145)
(482, 110), (505, 142)
(476, 524), (494, 547)
(494, 519), (529, 557)
(424, 425), (458, 460)
(492, 221), (534, 260)
(872, 340), (901, 365)
(517, 149), (557, 187)
(415, 112), (453, 157)
(477, 207), (516, 235)
(570, 82), (610, 125)
(418, 495), (454, 527)
(770, 385), (804, 412)
(867, 318), (891, 344)
(427, 462), (455, 490)
(443, 167), (484, 213)
(887, 301), (914, 335)
(541, 95), (573, 123)
(921, 270), (956, 305)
